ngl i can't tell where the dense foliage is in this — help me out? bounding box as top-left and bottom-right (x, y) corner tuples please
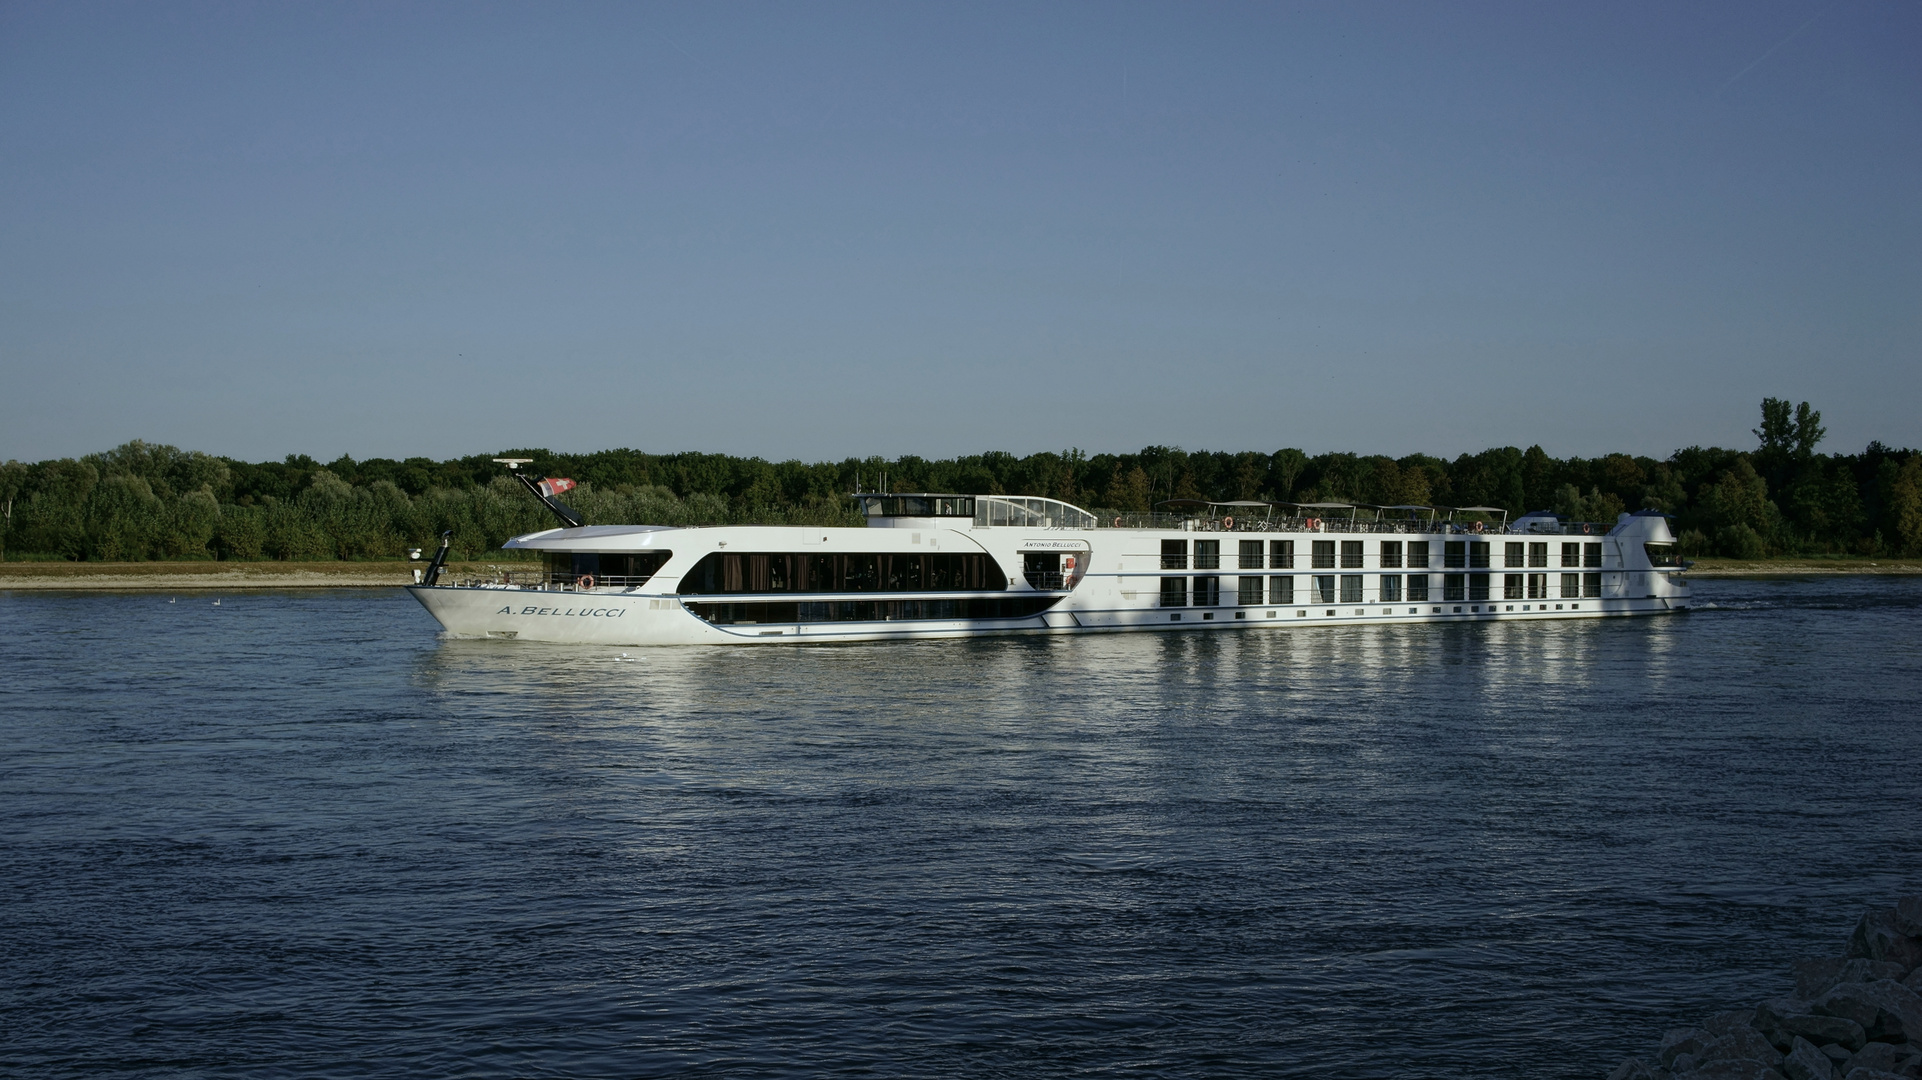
(3, 401), (1918, 562)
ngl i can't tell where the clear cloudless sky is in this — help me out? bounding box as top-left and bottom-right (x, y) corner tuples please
(1, 1), (1917, 464)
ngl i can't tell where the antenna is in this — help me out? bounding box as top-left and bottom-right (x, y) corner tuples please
(493, 458), (534, 471)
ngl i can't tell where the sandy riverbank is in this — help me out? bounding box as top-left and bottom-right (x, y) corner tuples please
(0, 561), (519, 590)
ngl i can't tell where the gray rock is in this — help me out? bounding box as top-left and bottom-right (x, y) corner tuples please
(1851, 910), (1922, 973)
(1673, 1060), (1786, 1080)
(1802, 960), (1855, 999)
(1783, 1037), (1837, 1080)
(1841, 1070), (1908, 1080)
(1909, 967), (1922, 994)
(1816, 985), (1886, 1033)
(1704, 1029), (1787, 1067)
(1664, 1029), (1717, 1069)
(1895, 896), (1922, 939)
(1710, 1008), (1764, 1037)
(1847, 1045), (1904, 1075)
(1610, 1058), (1658, 1080)
(1821, 1046), (1854, 1065)
(1853, 980), (1922, 1042)
(1778, 1012), (1869, 1052)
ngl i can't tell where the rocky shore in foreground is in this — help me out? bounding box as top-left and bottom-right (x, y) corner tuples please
(1610, 897), (1922, 1080)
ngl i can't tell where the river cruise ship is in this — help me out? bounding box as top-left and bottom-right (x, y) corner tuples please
(406, 487), (1690, 645)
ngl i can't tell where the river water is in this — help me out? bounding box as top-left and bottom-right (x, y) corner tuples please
(2, 577), (1919, 1078)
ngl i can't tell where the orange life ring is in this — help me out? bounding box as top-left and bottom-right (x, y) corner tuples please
(578, 574), (594, 590)
(1113, 516), (1123, 528)
(1222, 516), (1234, 530)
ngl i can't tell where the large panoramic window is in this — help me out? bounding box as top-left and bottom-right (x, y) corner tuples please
(1270, 576), (1294, 604)
(1270, 540), (1295, 568)
(688, 596), (1061, 626)
(1340, 575), (1362, 603)
(1239, 540), (1264, 569)
(1162, 540), (1188, 570)
(1160, 577), (1187, 607)
(1194, 540), (1220, 570)
(1193, 576), (1221, 605)
(1644, 543), (1681, 567)
(678, 552), (1005, 595)
(1237, 576), (1263, 604)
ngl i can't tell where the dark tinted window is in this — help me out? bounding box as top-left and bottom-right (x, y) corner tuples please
(678, 551), (1006, 595)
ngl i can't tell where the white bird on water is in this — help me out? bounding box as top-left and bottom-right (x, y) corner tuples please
(615, 652), (636, 662)
(168, 598), (176, 604)
(212, 599), (221, 606)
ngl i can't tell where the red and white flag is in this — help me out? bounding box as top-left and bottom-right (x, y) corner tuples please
(536, 478), (576, 498)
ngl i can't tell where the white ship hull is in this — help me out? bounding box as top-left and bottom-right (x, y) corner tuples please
(407, 495), (1689, 646)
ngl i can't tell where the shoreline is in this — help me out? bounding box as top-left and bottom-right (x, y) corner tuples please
(2, 557), (1919, 590)
(0, 561), (514, 590)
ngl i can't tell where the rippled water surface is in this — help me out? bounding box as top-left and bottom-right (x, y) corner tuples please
(3, 578), (1920, 1078)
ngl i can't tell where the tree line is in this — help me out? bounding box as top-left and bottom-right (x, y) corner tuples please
(2, 400), (1919, 563)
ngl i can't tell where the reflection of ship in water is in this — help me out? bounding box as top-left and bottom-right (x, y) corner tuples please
(407, 468), (1690, 645)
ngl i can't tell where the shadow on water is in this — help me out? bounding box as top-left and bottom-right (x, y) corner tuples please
(1, 578), (1919, 1077)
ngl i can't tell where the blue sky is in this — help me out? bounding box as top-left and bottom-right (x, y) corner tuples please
(1, 1), (1916, 463)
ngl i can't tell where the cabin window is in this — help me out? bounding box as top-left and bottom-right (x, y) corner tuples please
(1341, 541), (1363, 568)
(1469, 574), (1490, 601)
(1380, 541), (1402, 568)
(1527, 573), (1547, 599)
(1444, 542), (1466, 568)
(1239, 540), (1264, 569)
(1583, 572), (1602, 598)
(1443, 574), (1466, 602)
(1381, 574), (1402, 602)
(1312, 541), (1336, 569)
(1162, 539), (1188, 570)
(1237, 576), (1263, 604)
(1585, 542), (1602, 568)
(1340, 575), (1362, 603)
(1561, 573), (1581, 599)
(1529, 542), (1548, 568)
(1270, 540), (1294, 568)
(678, 551), (1005, 595)
(1313, 575), (1336, 604)
(1160, 577), (1187, 607)
(1408, 574), (1429, 602)
(1504, 574), (1524, 600)
(1193, 576), (1220, 605)
(1505, 542), (1525, 568)
(1407, 541), (1430, 569)
(1644, 543), (1680, 567)
(1562, 542), (1581, 567)
(1270, 576), (1294, 604)
(1469, 542), (1490, 568)
(1194, 540), (1220, 570)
